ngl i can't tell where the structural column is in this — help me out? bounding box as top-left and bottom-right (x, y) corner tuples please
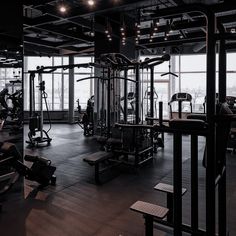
(68, 55), (74, 124)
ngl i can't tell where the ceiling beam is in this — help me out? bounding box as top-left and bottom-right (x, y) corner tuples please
(24, 22), (94, 43)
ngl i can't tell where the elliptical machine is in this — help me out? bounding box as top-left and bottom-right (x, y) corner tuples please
(26, 71), (52, 147)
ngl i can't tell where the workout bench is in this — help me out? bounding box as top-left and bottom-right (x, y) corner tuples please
(130, 201), (169, 236)
(83, 151), (114, 184)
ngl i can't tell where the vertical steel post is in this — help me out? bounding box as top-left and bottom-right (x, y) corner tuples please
(107, 68), (111, 137)
(206, 11), (216, 236)
(68, 55), (74, 124)
(38, 73), (43, 140)
(218, 26), (227, 103)
(191, 134), (198, 232)
(218, 23), (227, 236)
(173, 132), (182, 236)
(124, 69), (128, 123)
(135, 64), (140, 124)
(150, 66), (154, 121)
(29, 72), (35, 117)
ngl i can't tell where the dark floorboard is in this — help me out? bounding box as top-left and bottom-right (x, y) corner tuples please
(0, 124), (235, 236)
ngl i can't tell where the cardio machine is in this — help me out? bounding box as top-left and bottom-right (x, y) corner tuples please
(169, 92), (193, 119)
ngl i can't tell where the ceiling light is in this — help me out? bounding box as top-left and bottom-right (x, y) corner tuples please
(137, 30), (140, 34)
(59, 4), (67, 13)
(87, 0), (95, 6)
(105, 30), (109, 34)
(108, 37), (112, 41)
(164, 37), (167, 41)
(230, 28), (236, 33)
(179, 35), (184, 39)
(120, 27), (124, 31)
(163, 48), (166, 53)
(149, 38), (153, 42)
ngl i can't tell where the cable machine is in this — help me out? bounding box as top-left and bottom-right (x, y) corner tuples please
(26, 63), (93, 147)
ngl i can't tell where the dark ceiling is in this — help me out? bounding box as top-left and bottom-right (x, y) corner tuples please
(23, 0), (236, 56)
(0, 1), (22, 68)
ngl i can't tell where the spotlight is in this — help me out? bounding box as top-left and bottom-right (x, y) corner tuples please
(164, 37), (167, 41)
(149, 38), (153, 42)
(136, 23), (140, 28)
(230, 28), (236, 33)
(59, 3), (67, 13)
(137, 30), (140, 34)
(179, 35), (184, 39)
(163, 48), (166, 53)
(121, 32), (125, 36)
(87, 0), (95, 6)
(120, 27), (124, 31)
(135, 40), (139, 44)
(154, 27), (158, 31)
(108, 37), (112, 41)
(105, 30), (109, 34)
(155, 20), (160, 26)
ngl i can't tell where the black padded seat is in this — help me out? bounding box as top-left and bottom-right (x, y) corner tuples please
(169, 119), (205, 130)
(106, 138), (122, 145)
(187, 114), (207, 122)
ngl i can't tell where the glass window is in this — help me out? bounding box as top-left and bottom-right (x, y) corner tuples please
(63, 74), (69, 110)
(181, 54), (206, 72)
(43, 74), (53, 110)
(74, 74), (91, 110)
(227, 73), (236, 96)
(27, 56), (52, 70)
(74, 57), (92, 73)
(53, 74), (62, 110)
(227, 53), (236, 71)
(181, 73), (206, 113)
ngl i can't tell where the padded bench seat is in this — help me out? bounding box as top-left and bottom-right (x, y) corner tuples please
(130, 201), (169, 236)
(154, 182), (187, 195)
(83, 151), (113, 164)
(154, 182), (187, 223)
(83, 151), (113, 184)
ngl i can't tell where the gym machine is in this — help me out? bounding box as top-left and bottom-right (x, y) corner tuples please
(0, 142), (56, 211)
(77, 95), (95, 136)
(168, 92), (193, 119)
(96, 53), (170, 166)
(0, 87), (23, 132)
(26, 71), (52, 147)
(26, 63), (94, 147)
(129, 4), (236, 236)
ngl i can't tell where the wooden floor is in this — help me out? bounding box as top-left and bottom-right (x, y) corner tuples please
(0, 124), (235, 236)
